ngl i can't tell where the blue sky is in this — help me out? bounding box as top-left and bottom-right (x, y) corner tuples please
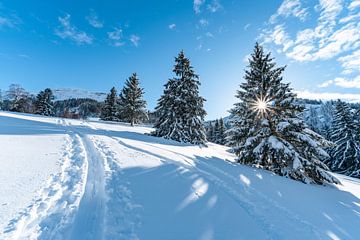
(0, 0), (360, 120)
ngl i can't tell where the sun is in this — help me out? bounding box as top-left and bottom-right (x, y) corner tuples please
(256, 99), (268, 111)
(250, 96), (270, 116)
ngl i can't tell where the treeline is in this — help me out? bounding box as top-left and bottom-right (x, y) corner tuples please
(1, 46), (359, 184)
(0, 84), (102, 119)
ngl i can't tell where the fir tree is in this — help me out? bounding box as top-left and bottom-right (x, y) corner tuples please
(118, 73), (148, 126)
(227, 43), (338, 184)
(35, 88), (54, 116)
(319, 101), (334, 140)
(206, 122), (215, 142)
(305, 106), (321, 133)
(213, 119), (220, 143)
(217, 118), (226, 145)
(152, 51), (207, 145)
(100, 87), (119, 121)
(329, 100), (360, 178)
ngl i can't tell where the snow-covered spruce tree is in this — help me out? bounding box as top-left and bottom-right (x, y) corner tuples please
(217, 118), (227, 145)
(227, 43), (338, 184)
(152, 51), (207, 145)
(319, 101), (335, 140)
(35, 88), (54, 116)
(304, 106), (321, 133)
(118, 73), (148, 126)
(206, 122), (215, 142)
(329, 100), (360, 178)
(100, 87), (119, 121)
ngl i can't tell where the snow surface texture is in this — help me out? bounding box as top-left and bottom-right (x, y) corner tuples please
(0, 111), (360, 239)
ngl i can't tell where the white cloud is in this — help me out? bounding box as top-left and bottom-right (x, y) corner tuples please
(270, 0), (308, 23)
(318, 79), (334, 88)
(198, 18), (209, 28)
(338, 49), (360, 74)
(194, 0), (205, 14)
(55, 14), (92, 45)
(262, 25), (294, 52)
(207, 0), (222, 13)
(130, 35), (140, 47)
(17, 54), (29, 59)
(107, 27), (124, 47)
(348, 0), (360, 10)
(0, 16), (13, 27)
(260, 0), (360, 73)
(168, 23), (176, 30)
(86, 10), (103, 28)
(0, 15), (20, 29)
(296, 90), (360, 102)
(205, 32), (214, 38)
(318, 76), (360, 88)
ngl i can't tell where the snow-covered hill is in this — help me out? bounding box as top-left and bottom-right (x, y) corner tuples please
(0, 111), (360, 239)
(52, 88), (107, 101)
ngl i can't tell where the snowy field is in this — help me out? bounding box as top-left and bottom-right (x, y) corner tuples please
(0, 111), (360, 240)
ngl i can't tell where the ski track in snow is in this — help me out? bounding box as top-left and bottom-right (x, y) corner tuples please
(68, 134), (106, 240)
(91, 137), (142, 240)
(2, 132), (88, 240)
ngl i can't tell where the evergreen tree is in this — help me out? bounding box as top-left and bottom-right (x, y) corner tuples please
(319, 101), (334, 140)
(35, 88), (54, 116)
(227, 43), (338, 184)
(152, 51), (207, 145)
(217, 118), (226, 145)
(213, 119), (220, 143)
(305, 106), (321, 133)
(206, 122), (215, 142)
(118, 73), (148, 126)
(100, 87), (119, 121)
(329, 100), (360, 178)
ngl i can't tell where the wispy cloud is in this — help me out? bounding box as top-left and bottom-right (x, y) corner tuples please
(270, 0), (308, 23)
(194, 0), (205, 14)
(86, 9), (103, 28)
(55, 14), (93, 45)
(17, 54), (29, 59)
(318, 76), (360, 89)
(0, 14), (20, 29)
(244, 23), (251, 31)
(130, 35), (140, 47)
(168, 23), (176, 30)
(198, 18), (209, 28)
(107, 27), (124, 47)
(338, 49), (360, 74)
(259, 0), (360, 91)
(296, 89), (360, 102)
(348, 0), (360, 11)
(207, 0), (222, 13)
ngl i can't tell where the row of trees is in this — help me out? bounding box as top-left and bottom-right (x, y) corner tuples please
(100, 73), (148, 126)
(2, 46), (357, 185)
(0, 84), (55, 116)
(206, 118), (226, 145)
(0, 84), (103, 118)
(101, 51), (208, 146)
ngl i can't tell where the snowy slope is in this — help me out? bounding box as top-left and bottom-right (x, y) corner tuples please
(0, 111), (360, 240)
(52, 88), (107, 101)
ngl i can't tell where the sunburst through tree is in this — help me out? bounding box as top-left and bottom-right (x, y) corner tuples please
(227, 43), (339, 185)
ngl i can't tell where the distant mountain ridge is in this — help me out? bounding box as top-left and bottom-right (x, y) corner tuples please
(52, 88), (107, 102)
